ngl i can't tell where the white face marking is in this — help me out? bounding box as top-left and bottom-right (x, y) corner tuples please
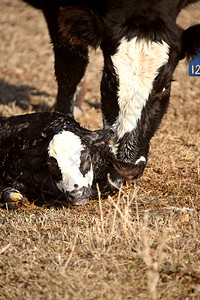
(111, 37), (169, 140)
(48, 131), (93, 193)
(135, 156), (146, 165)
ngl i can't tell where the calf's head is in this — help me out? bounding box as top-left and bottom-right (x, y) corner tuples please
(47, 129), (122, 205)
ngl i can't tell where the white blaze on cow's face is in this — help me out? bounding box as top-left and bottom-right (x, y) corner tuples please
(111, 37), (169, 140)
(48, 131), (93, 193)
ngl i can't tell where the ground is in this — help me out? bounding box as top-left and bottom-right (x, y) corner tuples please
(0, 1), (200, 299)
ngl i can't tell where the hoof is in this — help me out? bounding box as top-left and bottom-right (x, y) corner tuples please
(1, 188), (26, 209)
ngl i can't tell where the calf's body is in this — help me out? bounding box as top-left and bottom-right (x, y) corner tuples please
(0, 112), (121, 205)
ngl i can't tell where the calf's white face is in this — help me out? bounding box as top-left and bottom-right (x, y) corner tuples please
(111, 37), (169, 142)
(48, 131), (93, 193)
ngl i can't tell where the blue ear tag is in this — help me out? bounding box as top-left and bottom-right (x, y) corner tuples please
(189, 51), (200, 76)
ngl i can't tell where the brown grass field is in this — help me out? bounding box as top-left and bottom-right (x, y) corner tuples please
(0, 1), (200, 299)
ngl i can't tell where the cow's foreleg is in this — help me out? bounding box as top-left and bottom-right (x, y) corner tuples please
(53, 45), (89, 114)
(42, 5), (89, 114)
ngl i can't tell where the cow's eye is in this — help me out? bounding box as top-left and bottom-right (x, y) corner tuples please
(156, 81), (171, 100)
(162, 82), (171, 93)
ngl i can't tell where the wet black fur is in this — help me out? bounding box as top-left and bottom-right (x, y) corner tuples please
(0, 112), (120, 204)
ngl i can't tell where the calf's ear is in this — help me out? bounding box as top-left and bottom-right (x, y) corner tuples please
(58, 7), (105, 49)
(181, 24), (200, 60)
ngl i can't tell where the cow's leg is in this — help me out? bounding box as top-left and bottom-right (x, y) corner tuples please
(42, 6), (89, 114)
(53, 45), (88, 114)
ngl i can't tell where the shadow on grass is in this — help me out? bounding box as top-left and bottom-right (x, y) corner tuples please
(0, 79), (53, 113)
(85, 99), (100, 109)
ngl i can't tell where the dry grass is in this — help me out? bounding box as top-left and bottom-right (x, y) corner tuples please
(0, 195), (200, 299)
(0, 0), (200, 299)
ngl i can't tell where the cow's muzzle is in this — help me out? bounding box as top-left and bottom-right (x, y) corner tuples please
(113, 161), (146, 181)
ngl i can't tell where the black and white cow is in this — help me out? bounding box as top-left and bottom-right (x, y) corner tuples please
(23, 0), (200, 180)
(0, 112), (122, 206)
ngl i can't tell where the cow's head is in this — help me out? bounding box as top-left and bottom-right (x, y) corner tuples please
(58, 5), (200, 179)
(100, 16), (200, 180)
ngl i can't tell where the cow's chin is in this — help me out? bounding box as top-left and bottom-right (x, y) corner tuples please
(113, 161), (146, 181)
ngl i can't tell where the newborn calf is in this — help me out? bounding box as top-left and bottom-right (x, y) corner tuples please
(0, 112), (122, 206)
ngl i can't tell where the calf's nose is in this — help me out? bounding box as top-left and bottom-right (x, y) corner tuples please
(67, 186), (91, 205)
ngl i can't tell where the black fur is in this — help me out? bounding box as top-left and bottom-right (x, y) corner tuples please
(0, 112), (121, 205)
(22, 0), (200, 178)
(23, 0), (40, 9)
(23, 0), (200, 114)
(181, 24), (200, 60)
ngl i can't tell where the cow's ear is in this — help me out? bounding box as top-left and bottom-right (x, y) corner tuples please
(58, 7), (105, 49)
(181, 24), (200, 60)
